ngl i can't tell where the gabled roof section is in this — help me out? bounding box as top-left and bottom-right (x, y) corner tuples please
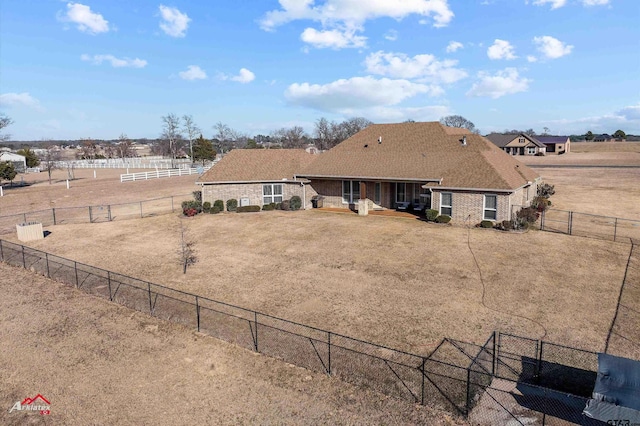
(535, 136), (569, 144)
(485, 133), (546, 148)
(198, 149), (316, 183)
(298, 122), (539, 191)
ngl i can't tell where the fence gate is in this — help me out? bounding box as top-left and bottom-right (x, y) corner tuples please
(89, 205), (111, 223)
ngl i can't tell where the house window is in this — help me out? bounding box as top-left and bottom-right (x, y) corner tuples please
(440, 192), (452, 216)
(527, 147), (536, 155)
(396, 182), (406, 203)
(519, 137), (525, 143)
(342, 180), (361, 204)
(374, 182), (381, 204)
(263, 184), (283, 205)
(484, 195), (497, 220)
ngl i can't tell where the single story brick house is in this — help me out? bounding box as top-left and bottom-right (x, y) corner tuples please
(532, 136), (570, 154)
(197, 149), (318, 209)
(297, 122), (540, 223)
(485, 133), (547, 156)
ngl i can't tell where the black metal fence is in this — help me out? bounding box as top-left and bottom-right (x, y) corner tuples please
(1, 239), (608, 424)
(540, 209), (640, 243)
(0, 194), (192, 234)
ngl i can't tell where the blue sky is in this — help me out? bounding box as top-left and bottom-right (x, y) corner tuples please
(1, 0), (639, 140)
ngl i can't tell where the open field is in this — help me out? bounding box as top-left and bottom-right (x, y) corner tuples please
(570, 141), (640, 153)
(8, 210), (631, 357)
(0, 263), (461, 425)
(518, 142), (640, 167)
(0, 168), (200, 216)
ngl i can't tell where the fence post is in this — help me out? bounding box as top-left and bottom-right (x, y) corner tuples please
(537, 341), (543, 384)
(52, 208), (56, 225)
(89, 206), (93, 223)
(196, 296), (200, 332)
(45, 253), (50, 278)
(568, 211), (573, 235)
(23, 213), (26, 224)
(140, 201), (143, 218)
(421, 357), (426, 406)
(171, 196), (174, 213)
(107, 271), (112, 301)
(540, 210), (545, 230)
(108, 205), (112, 221)
(465, 367), (471, 416)
(254, 311), (259, 352)
(327, 332), (332, 376)
(0, 239), (3, 262)
(492, 331), (496, 376)
(614, 218), (618, 242)
(148, 282), (153, 314)
(21, 245), (26, 268)
(74, 261), (79, 288)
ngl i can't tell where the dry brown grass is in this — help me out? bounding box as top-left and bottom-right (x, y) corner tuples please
(570, 142), (640, 153)
(9, 210), (630, 357)
(0, 262), (462, 426)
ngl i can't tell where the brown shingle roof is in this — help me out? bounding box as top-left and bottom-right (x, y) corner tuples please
(298, 122), (539, 190)
(198, 149), (316, 183)
(486, 133), (546, 149)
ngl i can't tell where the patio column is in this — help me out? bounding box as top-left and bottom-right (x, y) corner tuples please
(359, 181), (367, 200)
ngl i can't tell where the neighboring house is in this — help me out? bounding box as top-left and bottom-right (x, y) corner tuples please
(485, 133), (547, 156)
(535, 136), (570, 154)
(197, 149), (317, 209)
(594, 134), (612, 142)
(297, 122), (540, 224)
(0, 152), (26, 172)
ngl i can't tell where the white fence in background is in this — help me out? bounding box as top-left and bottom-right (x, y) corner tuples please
(120, 165), (213, 182)
(57, 158), (192, 170)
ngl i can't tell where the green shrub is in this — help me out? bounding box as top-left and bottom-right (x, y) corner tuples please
(262, 203), (275, 211)
(537, 183), (555, 198)
(425, 209), (439, 221)
(435, 215), (451, 224)
(515, 206), (539, 229)
(500, 220), (513, 230)
(226, 198), (238, 212)
(289, 196), (302, 211)
(237, 205), (261, 213)
(214, 200), (224, 211)
(480, 220), (494, 228)
(531, 195), (551, 212)
(202, 201), (211, 213)
(275, 202), (282, 210)
(280, 200), (290, 211)
(210, 206), (221, 214)
(181, 200), (202, 215)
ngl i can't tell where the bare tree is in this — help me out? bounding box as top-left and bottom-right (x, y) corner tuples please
(439, 115), (477, 133)
(314, 117), (332, 151)
(341, 117), (373, 138)
(161, 113), (181, 167)
(0, 113), (13, 142)
(182, 115), (200, 162)
(116, 133), (134, 158)
(78, 138), (98, 159)
(280, 126), (307, 148)
(39, 144), (62, 184)
(177, 219), (197, 274)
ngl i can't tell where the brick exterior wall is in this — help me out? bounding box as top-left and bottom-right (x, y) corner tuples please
(431, 190), (511, 224)
(201, 182), (312, 209)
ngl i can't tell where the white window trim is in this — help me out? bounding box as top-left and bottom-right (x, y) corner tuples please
(440, 192), (452, 216)
(342, 180), (360, 204)
(263, 183), (283, 205)
(483, 194), (498, 221)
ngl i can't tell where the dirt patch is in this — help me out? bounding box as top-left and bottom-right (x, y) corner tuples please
(0, 262), (463, 425)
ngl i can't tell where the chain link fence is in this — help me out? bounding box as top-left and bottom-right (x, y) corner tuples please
(540, 209), (640, 243)
(2, 239), (617, 424)
(0, 193), (192, 234)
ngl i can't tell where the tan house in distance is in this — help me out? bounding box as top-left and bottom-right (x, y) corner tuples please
(485, 133), (547, 156)
(198, 122), (541, 224)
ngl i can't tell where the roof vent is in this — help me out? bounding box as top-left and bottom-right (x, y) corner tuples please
(461, 136), (467, 146)
(364, 144), (368, 148)
(378, 136), (382, 144)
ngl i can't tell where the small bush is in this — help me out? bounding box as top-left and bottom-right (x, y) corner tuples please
(262, 203), (275, 211)
(226, 198), (238, 212)
(537, 183), (555, 198)
(214, 200), (224, 211)
(210, 206), (221, 214)
(515, 206), (539, 229)
(202, 201), (211, 213)
(192, 190), (203, 204)
(281, 200), (290, 211)
(531, 195), (551, 212)
(181, 200), (202, 215)
(184, 208), (198, 217)
(480, 220), (494, 228)
(275, 202), (282, 210)
(435, 215), (451, 224)
(500, 220), (513, 230)
(237, 205), (261, 213)
(290, 196), (302, 211)
(425, 209), (439, 221)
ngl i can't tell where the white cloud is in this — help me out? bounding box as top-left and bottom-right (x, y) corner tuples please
(0, 92), (42, 109)
(259, 0), (454, 31)
(285, 76), (440, 113)
(487, 39), (517, 60)
(527, 55), (538, 62)
(617, 104), (640, 121)
(159, 5), (190, 37)
(466, 68), (531, 99)
(533, 36), (573, 59)
(81, 54), (147, 68)
(446, 41), (463, 53)
(178, 65), (207, 81)
(532, 0), (567, 9)
(58, 2), (109, 34)
(581, 0), (610, 5)
(364, 51), (467, 84)
(384, 30), (398, 41)
(300, 27), (367, 49)
(229, 68), (255, 83)
(542, 104), (640, 134)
